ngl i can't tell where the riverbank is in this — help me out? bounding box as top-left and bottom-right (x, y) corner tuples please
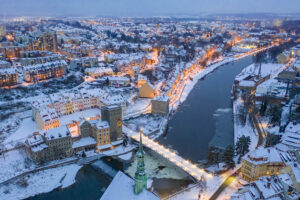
(0, 164), (82, 200)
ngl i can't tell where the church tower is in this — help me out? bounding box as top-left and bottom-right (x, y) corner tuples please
(134, 130), (147, 194)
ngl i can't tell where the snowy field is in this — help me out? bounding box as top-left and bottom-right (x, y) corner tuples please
(0, 164), (82, 200)
(4, 117), (37, 146)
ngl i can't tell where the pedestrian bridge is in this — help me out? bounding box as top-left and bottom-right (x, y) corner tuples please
(128, 130), (213, 181)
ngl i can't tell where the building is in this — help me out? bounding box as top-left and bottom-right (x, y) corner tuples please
(0, 53), (5, 60)
(85, 67), (113, 78)
(25, 126), (73, 164)
(20, 51), (65, 66)
(89, 119), (112, 151)
(101, 105), (122, 142)
(35, 107), (60, 130)
(241, 147), (285, 182)
(70, 57), (98, 69)
(0, 42), (26, 58)
(139, 82), (155, 98)
(231, 174), (300, 200)
(0, 67), (18, 87)
(0, 60), (11, 68)
(29, 32), (58, 52)
(151, 96), (170, 116)
(23, 60), (67, 83)
(134, 132), (148, 194)
(101, 94), (126, 115)
(107, 76), (130, 87)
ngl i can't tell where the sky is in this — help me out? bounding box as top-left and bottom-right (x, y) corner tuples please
(0, 0), (300, 17)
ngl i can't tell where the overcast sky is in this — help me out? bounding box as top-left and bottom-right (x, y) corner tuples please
(0, 0), (300, 17)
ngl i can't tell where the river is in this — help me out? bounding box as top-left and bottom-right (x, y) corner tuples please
(27, 56), (255, 200)
(158, 56), (254, 163)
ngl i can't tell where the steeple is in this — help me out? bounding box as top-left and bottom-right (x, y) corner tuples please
(134, 130), (147, 194)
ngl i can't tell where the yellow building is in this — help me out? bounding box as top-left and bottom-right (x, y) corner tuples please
(35, 108), (60, 130)
(93, 120), (111, 152)
(139, 82), (155, 98)
(241, 147), (285, 182)
(65, 101), (75, 115)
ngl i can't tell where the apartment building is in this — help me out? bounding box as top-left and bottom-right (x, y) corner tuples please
(25, 126), (73, 164)
(23, 60), (67, 83)
(0, 67), (18, 87)
(241, 147), (285, 182)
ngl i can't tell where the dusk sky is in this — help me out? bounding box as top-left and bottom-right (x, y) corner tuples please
(1, 0), (300, 17)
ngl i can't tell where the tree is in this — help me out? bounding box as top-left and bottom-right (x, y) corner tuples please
(105, 77), (109, 86)
(206, 146), (220, 167)
(222, 145), (235, 169)
(235, 136), (251, 163)
(82, 151), (86, 158)
(269, 105), (282, 125)
(265, 134), (281, 147)
(259, 99), (268, 116)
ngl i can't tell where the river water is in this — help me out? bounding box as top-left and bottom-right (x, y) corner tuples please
(27, 56), (255, 200)
(158, 56), (254, 163)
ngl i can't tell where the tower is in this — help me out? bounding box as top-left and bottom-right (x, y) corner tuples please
(134, 130), (147, 194)
(101, 104), (122, 142)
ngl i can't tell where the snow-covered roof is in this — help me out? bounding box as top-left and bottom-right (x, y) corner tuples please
(23, 60), (67, 72)
(101, 94), (125, 105)
(243, 147), (282, 165)
(42, 126), (71, 140)
(100, 171), (160, 200)
(255, 78), (287, 98)
(281, 122), (300, 150)
(97, 143), (113, 150)
(72, 137), (96, 149)
(108, 76), (130, 82)
(0, 67), (17, 75)
(85, 67), (113, 74)
(38, 107), (59, 123)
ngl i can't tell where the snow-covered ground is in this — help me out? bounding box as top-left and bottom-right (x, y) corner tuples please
(0, 164), (82, 200)
(4, 117), (37, 146)
(0, 149), (35, 183)
(118, 152), (133, 161)
(125, 114), (164, 135)
(233, 98), (258, 150)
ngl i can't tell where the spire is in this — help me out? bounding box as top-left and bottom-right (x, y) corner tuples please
(134, 129), (147, 194)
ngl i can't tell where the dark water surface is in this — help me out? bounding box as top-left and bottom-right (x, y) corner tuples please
(158, 56), (254, 163)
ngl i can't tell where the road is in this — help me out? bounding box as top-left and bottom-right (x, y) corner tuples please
(209, 175), (237, 200)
